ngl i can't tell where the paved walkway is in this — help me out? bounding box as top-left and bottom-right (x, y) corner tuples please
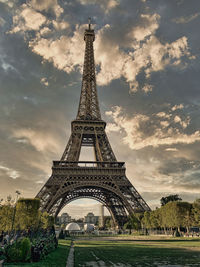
(66, 240), (74, 267)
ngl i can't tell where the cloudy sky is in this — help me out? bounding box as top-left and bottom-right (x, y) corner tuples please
(0, 0), (200, 218)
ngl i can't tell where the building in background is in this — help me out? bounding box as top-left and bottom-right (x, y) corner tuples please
(60, 213), (71, 224)
(84, 212), (99, 225)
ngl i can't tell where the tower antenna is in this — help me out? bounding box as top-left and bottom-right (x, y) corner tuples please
(88, 17), (91, 30)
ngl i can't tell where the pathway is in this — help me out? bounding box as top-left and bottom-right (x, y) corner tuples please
(66, 240), (74, 267)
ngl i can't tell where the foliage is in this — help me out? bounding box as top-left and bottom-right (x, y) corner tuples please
(142, 211), (151, 229)
(0, 197), (57, 264)
(58, 229), (65, 239)
(6, 237), (31, 262)
(0, 247), (6, 261)
(39, 211), (54, 229)
(3, 240), (70, 266)
(0, 204), (14, 231)
(149, 209), (161, 228)
(20, 237), (31, 261)
(192, 199), (200, 226)
(142, 201), (195, 233)
(160, 194), (182, 206)
(0, 197), (53, 232)
(104, 217), (114, 229)
(15, 198), (40, 230)
(31, 232), (57, 262)
(2, 230), (57, 263)
(124, 214), (141, 232)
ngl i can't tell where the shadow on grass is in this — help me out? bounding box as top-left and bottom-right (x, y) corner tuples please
(75, 242), (200, 267)
(113, 238), (200, 243)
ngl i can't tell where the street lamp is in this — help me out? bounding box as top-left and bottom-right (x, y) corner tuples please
(11, 190), (21, 232)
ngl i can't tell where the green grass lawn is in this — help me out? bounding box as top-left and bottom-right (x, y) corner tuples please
(5, 239), (71, 267)
(74, 237), (200, 266)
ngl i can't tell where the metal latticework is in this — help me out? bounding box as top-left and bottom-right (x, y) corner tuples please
(76, 24), (101, 121)
(36, 22), (150, 228)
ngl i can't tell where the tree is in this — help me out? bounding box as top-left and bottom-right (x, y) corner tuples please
(0, 204), (14, 231)
(0, 196), (15, 231)
(150, 209), (161, 229)
(183, 203), (194, 233)
(104, 217), (114, 229)
(142, 211), (151, 229)
(40, 211), (54, 229)
(15, 198), (40, 230)
(124, 214), (140, 233)
(160, 194), (182, 206)
(161, 201), (192, 233)
(192, 199), (200, 226)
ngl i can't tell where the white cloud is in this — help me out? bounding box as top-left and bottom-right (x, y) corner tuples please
(12, 128), (60, 153)
(39, 27), (51, 36)
(10, 5), (47, 33)
(174, 115), (190, 129)
(9, 0), (64, 34)
(165, 148), (178, 152)
(79, 0), (119, 13)
(168, 36), (190, 58)
(160, 121), (170, 128)
(172, 104), (184, 111)
(174, 115), (181, 123)
(128, 13), (160, 42)
(53, 20), (70, 30)
(29, 25), (84, 73)
(173, 13), (200, 24)
(142, 84), (153, 93)
(95, 23), (192, 92)
(156, 112), (171, 119)
(0, 165), (19, 179)
(106, 106), (200, 150)
(30, 0), (63, 17)
(95, 24), (128, 86)
(8, 3), (194, 93)
(106, 123), (121, 133)
(40, 77), (49, 86)
(0, 0), (14, 8)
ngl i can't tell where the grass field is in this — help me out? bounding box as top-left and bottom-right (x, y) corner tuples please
(74, 236), (200, 267)
(5, 239), (71, 267)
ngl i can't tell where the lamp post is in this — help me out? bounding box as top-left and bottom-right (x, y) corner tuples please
(11, 190), (21, 232)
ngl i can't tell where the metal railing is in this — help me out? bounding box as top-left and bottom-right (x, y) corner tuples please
(53, 161), (125, 168)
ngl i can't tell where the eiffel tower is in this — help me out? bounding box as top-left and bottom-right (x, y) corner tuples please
(36, 21), (150, 227)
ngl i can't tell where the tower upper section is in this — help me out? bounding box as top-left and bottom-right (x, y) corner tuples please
(76, 22), (101, 121)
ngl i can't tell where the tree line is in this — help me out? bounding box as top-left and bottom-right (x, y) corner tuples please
(124, 196), (200, 235)
(0, 197), (53, 232)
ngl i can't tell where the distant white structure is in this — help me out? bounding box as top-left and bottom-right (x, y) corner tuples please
(60, 213), (71, 224)
(99, 204), (104, 227)
(84, 212), (99, 224)
(66, 222), (81, 231)
(84, 223), (94, 232)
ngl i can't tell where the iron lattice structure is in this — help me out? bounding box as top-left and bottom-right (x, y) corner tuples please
(36, 23), (150, 227)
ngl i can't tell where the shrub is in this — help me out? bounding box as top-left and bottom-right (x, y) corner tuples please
(31, 233), (57, 262)
(6, 237), (31, 262)
(6, 246), (23, 262)
(59, 229), (65, 239)
(20, 237), (31, 261)
(0, 247), (6, 261)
